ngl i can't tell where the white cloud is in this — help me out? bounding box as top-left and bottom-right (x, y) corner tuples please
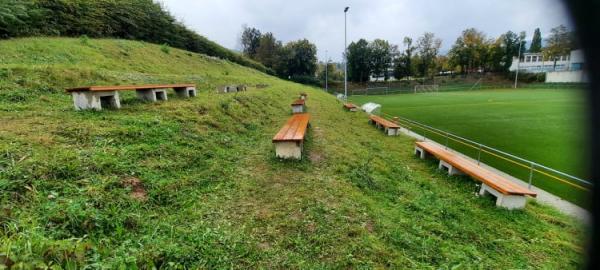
(160, 0), (572, 62)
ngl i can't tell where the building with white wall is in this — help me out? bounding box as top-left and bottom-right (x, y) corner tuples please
(509, 49), (585, 73)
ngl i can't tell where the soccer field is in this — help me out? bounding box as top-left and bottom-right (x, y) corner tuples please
(350, 88), (589, 206)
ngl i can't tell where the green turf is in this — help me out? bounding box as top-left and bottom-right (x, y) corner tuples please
(350, 89), (590, 207)
(0, 38), (586, 268)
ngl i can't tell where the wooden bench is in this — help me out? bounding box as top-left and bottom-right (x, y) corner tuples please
(343, 103), (358, 112)
(272, 113), (311, 159)
(291, 99), (306, 114)
(369, 115), (400, 136)
(66, 84), (196, 110)
(414, 141), (537, 209)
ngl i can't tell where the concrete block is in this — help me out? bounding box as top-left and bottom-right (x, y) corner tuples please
(439, 160), (464, 176)
(414, 146), (428, 159)
(137, 89), (168, 102)
(71, 91), (121, 110)
(292, 104), (305, 114)
(274, 141), (303, 159)
(386, 127), (400, 136)
(175, 86), (197, 98)
(479, 183), (527, 209)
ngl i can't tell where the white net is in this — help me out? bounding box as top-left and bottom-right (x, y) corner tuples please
(414, 84), (439, 93)
(361, 102), (381, 115)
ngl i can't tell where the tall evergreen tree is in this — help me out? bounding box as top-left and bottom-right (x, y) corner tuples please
(529, 28), (542, 53)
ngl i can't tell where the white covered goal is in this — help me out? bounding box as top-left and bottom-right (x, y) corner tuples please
(414, 84), (439, 93)
(361, 102), (381, 115)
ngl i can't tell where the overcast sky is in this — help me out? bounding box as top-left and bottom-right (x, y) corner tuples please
(160, 0), (572, 62)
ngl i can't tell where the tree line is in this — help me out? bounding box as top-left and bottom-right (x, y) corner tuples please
(0, 0), (270, 73)
(344, 25), (577, 83)
(240, 26), (318, 84)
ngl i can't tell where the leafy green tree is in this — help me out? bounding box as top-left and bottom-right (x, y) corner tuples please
(415, 32), (442, 78)
(282, 39), (318, 77)
(448, 28), (489, 74)
(255, 32), (283, 70)
(543, 25), (572, 70)
(393, 37), (415, 80)
(240, 25), (261, 59)
(529, 28), (542, 53)
(346, 39), (372, 82)
(368, 39), (393, 81)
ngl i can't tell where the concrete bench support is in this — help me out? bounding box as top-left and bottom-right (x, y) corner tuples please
(439, 160), (465, 176)
(71, 91), (121, 110)
(175, 86), (197, 98)
(414, 146), (429, 159)
(274, 141), (303, 159)
(292, 104), (305, 114)
(479, 183), (527, 209)
(137, 89), (168, 102)
(386, 127), (400, 136)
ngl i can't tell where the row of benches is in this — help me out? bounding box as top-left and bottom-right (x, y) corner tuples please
(67, 84), (197, 110)
(367, 112), (537, 209)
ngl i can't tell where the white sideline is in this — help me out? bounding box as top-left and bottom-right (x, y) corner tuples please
(402, 126), (590, 223)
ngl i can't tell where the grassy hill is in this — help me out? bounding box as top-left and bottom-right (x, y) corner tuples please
(0, 38), (586, 268)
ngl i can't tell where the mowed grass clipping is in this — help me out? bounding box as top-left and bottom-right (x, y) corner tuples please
(0, 38), (587, 268)
(350, 89), (590, 206)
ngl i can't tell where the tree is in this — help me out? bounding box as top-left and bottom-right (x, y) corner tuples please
(415, 32), (442, 78)
(368, 39), (393, 81)
(346, 39), (372, 82)
(255, 32), (282, 70)
(543, 25), (572, 70)
(393, 37), (415, 80)
(448, 28), (488, 74)
(283, 39), (318, 77)
(529, 28), (542, 53)
(240, 25), (261, 59)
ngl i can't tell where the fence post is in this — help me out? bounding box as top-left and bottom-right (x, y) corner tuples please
(528, 163), (534, 189)
(477, 143), (482, 165)
(445, 132), (449, 149)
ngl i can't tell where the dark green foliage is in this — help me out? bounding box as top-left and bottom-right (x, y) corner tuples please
(347, 39), (372, 82)
(530, 28), (542, 53)
(0, 0), (270, 73)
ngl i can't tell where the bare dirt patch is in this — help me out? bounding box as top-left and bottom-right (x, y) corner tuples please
(122, 177), (147, 201)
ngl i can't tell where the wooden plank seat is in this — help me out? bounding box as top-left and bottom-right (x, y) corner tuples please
(291, 99), (306, 114)
(414, 141), (537, 209)
(272, 113), (311, 159)
(66, 84), (196, 110)
(369, 115), (400, 136)
(343, 103), (358, 112)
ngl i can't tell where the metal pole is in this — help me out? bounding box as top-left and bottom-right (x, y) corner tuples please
(325, 50), (328, 92)
(344, 7), (349, 101)
(477, 144), (482, 165)
(445, 132), (449, 149)
(528, 163), (535, 189)
(514, 37), (522, 89)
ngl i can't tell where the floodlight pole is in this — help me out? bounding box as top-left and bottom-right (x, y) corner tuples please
(344, 6), (349, 101)
(514, 36), (523, 89)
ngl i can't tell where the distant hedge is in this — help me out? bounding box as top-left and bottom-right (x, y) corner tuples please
(0, 0), (273, 74)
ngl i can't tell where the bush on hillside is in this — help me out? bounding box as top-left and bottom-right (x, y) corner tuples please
(0, 0), (272, 74)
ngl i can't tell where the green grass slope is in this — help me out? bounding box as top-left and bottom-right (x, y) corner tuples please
(0, 38), (586, 268)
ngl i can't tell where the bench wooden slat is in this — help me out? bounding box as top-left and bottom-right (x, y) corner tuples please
(416, 141), (537, 197)
(369, 115), (400, 128)
(66, 84), (196, 92)
(273, 113), (310, 142)
(291, 99), (305, 106)
(344, 103), (358, 109)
